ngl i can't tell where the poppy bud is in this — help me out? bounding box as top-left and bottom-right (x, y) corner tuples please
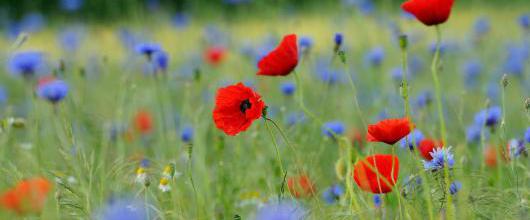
(501, 74), (509, 88)
(399, 34), (408, 50)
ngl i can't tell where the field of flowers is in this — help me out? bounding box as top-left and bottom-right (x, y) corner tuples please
(0, 0), (529, 219)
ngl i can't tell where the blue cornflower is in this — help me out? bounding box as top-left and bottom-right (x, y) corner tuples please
(356, 0), (375, 15)
(466, 124), (483, 143)
(58, 27), (84, 52)
(285, 112), (305, 127)
(60, 0), (84, 12)
(255, 200), (306, 220)
(280, 81), (296, 96)
(37, 79), (69, 103)
(334, 33), (343, 47)
(153, 51), (169, 72)
(518, 14), (530, 30)
(423, 147), (455, 171)
(95, 197), (147, 220)
(223, 0), (251, 5)
(299, 36), (313, 51)
(364, 47), (385, 68)
(315, 60), (342, 84)
(462, 59), (482, 88)
(0, 86), (7, 105)
(449, 181), (462, 195)
(399, 129), (424, 150)
(322, 184), (344, 204)
(401, 10), (415, 20)
(20, 13), (45, 33)
(503, 44), (528, 76)
(181, 125), (194, 143)
(140, 158), (150, 168)
(429, 41), (449, 55)
(508, 139), (526, 158)
(373, 195), (382, 208)
(322, 121), (345, 138)
(524, 127), (530, 143)
(473, 17), (490, 36)
(172, 12), (190, 29)
(389, 67), (410, 82)
(7, 51), (46, 78)
(408, 55), (424, 76)
(415, 90), (432, 109)
(473, 106), (501, 127)
(135, 42), (162, 57)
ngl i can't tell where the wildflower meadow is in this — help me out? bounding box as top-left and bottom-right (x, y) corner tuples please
(0, 0), (530, 219)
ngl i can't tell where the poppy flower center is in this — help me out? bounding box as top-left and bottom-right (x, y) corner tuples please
(240, 99), (252, 113)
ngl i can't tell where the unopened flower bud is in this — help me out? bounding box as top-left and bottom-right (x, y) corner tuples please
(501, 74), (509, 88)
(399, 34), (408, 50)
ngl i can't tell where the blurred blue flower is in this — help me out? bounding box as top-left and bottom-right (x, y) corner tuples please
(203, 25), (228, 46)
(223, 0), (251, 5)
(473, 106), (501, 127)
(429, 41), (450, 55)
(37, 79), (69, 103)
(135, 42), (162, 57)
(153, 51), (169, 71)
(423, 147), (455, 171)
(172, 12), (190, 29)
(60, 0), (84, 11)
(364, 47), (385, 68)
(414, 90), (432, 109)
(399, 129), (424, 150)
(58, 27), (84, 52)
(461, 59), (482, 88)
(355, 0), (375, 15)
(449, 181), (462, 195)
(285, 112), (305, 127)
(334, 33), (343, 46)
(280, 81), (296, 96)
(315, 59), (342, 84)
(299, 36), (313, 51)
(140, 158), (150, 168)
(7, 51), (46, 78)
(518, 14), (530, 30)
(525, 127), (530, 143)
(503, 44), (528, 76)
(322, 184), (344, 204)
(408, 55), (424, 76)
(373, 194), (382, 208)
(181, 125), (194, 143)
(473, 17), (490, 36)
(20, 12), (45, 33)
(389, 67), (410, 82)
(466, 124), (483, 143)
(95, 197), (147, 220)
(322, 121), (345, 137)
(486, 82), (499, 102)
(0, 86), (7, 105)
(508, 139), (526, 158)
(401, 10), (415, 20)
(256, 200), (306, 220)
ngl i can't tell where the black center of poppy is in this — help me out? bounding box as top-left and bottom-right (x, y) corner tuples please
(240, 99), (252, 113)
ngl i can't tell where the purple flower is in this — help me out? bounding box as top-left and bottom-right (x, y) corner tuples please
(461, 59), (482, 88)
(280, 81), (296, 96)
(373, 194), (382, 208)
(518, 14), (530, 29)
(473, 106), (501, 127)
(508, 139), (526, 158)
(135, 42), (162, 57)
(334, 33), (343, 46)
(181, 124), (194, 143)
(255, 200), (306, 220)
(399, 129), (424, 150)
(37, 78), (69, 103)
(423, 147), (455, 171)
(449, 181), (462, 195)
(7, 51), (47, 78)
(364, 47), (385, 67)
(525, 127), (530, 143)
(322, 184), (344, 204)
(95, 197), (147, 220)
(322, 121), (345, 137)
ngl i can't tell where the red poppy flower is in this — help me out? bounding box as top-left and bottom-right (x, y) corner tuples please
(257, 34), (298, 76)
(0, 177), (52, 215)
(204, 46), (226, 66)
(366, 118), (413, 145)
(401, 0), (455, 26)
(287, 175), (316, 198)
(418, 139), (444, 160)
(353, 154), (399, 194)
(212, 83), (265, 136)
(134, 110), (153, 134)
(484, 146), (498, 168)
